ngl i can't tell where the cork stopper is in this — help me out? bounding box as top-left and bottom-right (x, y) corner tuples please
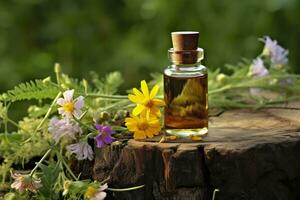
(169, 31), (201, 65)
(171, 31), (199, 51)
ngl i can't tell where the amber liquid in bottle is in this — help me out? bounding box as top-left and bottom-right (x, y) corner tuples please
(164, 74), (208, 137)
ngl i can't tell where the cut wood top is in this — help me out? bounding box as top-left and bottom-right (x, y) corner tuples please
(133, 101), (300, 150)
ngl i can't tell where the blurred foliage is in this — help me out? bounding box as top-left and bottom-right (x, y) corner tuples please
(0, 0), (299, 91)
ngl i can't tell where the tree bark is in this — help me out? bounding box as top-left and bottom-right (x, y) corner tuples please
(92, 102), (300, 200)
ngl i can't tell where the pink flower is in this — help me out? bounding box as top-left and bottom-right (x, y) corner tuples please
(11, 172), (42, 193)
(67, 142), (94, 161)
(94, 125), (114, 148)
(48, 117), (82, 142)
(57, 90), (84, 118)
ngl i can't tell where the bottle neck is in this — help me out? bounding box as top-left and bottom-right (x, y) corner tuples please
(171, 62), (202, 68)
(168, 48), (204, 65)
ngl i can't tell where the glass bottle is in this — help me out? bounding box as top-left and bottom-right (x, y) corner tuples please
(164, 32), (208, 138)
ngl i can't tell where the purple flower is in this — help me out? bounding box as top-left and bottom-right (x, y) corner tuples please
(48, 117), (82, 142)
(67, 142), (94, 161)
(249, 58), (269, 95)
(249, 58), (269, 77)
(94, 125), (114, 148)
(262, 36), (288, 65)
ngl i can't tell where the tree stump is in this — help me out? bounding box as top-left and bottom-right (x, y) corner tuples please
(92, 102), (300, 200)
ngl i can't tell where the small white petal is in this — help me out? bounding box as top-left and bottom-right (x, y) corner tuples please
(87, 145), (94, 161)
(57, 98), (66, 106)
(63, 90), (74, 102)
(67, 142), (93, 161)
(58, 107), (65, 115)
(99, 183), (108, 191)
(74, 96), (84, 109)
(93, 192), (106, 200)
(74, 110), (82, 118)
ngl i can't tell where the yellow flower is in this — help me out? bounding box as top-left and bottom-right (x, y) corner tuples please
(125, 115), (161, 139)
(128, 80), (165, 117)
(85, 186), (97, 198)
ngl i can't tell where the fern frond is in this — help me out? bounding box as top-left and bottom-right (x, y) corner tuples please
(1, 80), (60, 102)
(60, 74), (87, 94)
(90, 71), (123, 94)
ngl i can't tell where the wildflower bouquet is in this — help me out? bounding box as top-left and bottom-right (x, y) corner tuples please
(0, 36), (299, 199)
(208, 36), (298, 109)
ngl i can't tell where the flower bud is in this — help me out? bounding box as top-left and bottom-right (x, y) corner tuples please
(216, 73), (226, 83)
(82, 79), (88, 92)
(63, 180), (72, 196)
(100, 111), (110, 120)
(54, 63), (61, 73)
(42, 77), (51, 84)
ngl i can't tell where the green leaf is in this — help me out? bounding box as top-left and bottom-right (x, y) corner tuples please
(38, 163), (61, 200)
(1, 80), (60, 102)
(90, 71), (123, 94)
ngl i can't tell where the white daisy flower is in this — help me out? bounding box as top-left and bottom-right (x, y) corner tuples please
(48, 117), (82, 142)
(67, 142), (94, 161)
(57, 90), (84, 118)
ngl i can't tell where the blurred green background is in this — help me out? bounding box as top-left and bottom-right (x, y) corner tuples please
(0, 0), (299, 92)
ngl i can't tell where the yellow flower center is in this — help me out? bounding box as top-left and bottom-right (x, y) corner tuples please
(21, 175), (33, 184)
(63, 102), (75, 113)
(85, 186), (97, 198)
(137, 120), (149, 130)
(145, 100), (154, 108)
(101, 131), (107, 136)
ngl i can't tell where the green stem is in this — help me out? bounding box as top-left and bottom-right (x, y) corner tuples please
(111, 126), (128, 131)
(29, 148), (52, 177)
(56, 151), (78, 181)
(35, 92), (62, 132)
(85, 93), (128, 99)
(209, 85), (233, 95)
(3, 100), (8, 137)
(107, 184), (145, 192)
(209, 74), (300, 95)
(85, 132), (97, 140)
(7, 118), (19, 128)
(6, 118), (31, 134)
(79, 110), (88, 120)
(99, 99), (130, 112)
(212, 189), (219, 200)
(22, 92), (61, 144)
(73, 116), (96, 132)
(100, 176), (110, 185)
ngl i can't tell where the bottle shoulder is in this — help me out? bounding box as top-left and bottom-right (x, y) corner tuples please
(164, 64), (207, 77)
